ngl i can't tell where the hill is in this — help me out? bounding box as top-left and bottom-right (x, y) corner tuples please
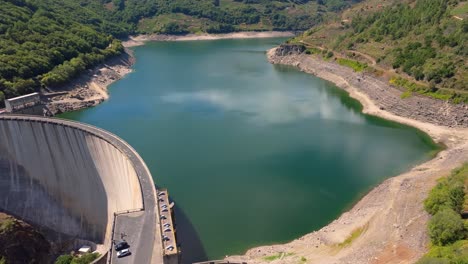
(291, 0), (468, 103)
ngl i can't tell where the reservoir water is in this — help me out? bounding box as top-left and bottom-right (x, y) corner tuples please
(61, 38), (438, 262)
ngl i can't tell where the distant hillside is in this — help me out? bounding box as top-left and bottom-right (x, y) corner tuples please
(292, 0), (468, 103)
(0, 0), (364, 104)
(104, 0), (363, 34)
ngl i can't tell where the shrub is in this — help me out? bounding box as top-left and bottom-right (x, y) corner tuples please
(428, 208), (465, 246)
(54, 255), (72, 264)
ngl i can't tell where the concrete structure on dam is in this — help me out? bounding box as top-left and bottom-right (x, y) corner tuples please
(0, 115), (173, 263)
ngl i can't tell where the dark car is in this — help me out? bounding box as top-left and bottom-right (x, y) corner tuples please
(115, 241), (129, 251)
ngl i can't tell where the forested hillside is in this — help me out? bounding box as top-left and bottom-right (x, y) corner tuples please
(0, 0), (126, 102)
(0, 0), (362, 104)
(293, 0), (468, 103)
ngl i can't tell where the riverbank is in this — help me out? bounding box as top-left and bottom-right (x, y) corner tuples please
(44, 50), (135, 115)
(224, 47), (468, 264)
(123, 31), (295, 47)
(44, 32), (294, 115)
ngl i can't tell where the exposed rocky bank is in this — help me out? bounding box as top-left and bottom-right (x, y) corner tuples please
(43, 50), (135, 116)
(268, 44), (468, 128)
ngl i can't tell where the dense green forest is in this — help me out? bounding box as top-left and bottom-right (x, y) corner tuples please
(0, 0), (126, 102)
(293, 0), (468, 102)
(0, 0), (362, 103)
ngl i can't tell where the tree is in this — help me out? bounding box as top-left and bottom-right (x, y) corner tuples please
(428, 208), (465, 246)
(424, 178), (465, 215)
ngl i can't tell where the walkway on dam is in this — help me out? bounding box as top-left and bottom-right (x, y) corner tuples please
(0, 115), (163, 264)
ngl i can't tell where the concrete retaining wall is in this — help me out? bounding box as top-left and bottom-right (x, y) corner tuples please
(0, 116), (143, 246)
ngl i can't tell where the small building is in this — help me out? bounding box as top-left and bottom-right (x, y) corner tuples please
(77, 246), (91, 254)
(4, 92), (43, 115)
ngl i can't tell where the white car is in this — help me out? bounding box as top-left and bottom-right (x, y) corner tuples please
(166, 245), (174, 251)
(117, 248), (131, 258)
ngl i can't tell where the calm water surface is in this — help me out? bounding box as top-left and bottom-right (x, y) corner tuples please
(61, 38), (438, 262)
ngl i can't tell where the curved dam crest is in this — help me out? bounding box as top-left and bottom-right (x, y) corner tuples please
(0, 115), (161, 263)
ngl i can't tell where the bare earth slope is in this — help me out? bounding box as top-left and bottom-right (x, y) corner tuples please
(225, 47), (468, 264)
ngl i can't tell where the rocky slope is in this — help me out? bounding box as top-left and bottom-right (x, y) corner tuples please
(269, 45), (468, 128)
(0, 213), (51, 264)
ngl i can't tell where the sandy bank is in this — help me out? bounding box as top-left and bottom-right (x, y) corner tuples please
(43, 50), (135, 116)
(123, 31), (295, 47)
(225, 48), (468, 264)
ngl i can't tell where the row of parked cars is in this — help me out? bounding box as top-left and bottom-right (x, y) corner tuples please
(158, 191), (176, 253)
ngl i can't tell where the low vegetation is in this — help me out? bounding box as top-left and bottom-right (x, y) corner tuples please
(418, 164), (468, 263)
(337, 58), (368, 72)
(335, 224), (367, 248)
(263, 252), (294, 262)
(0, 218), (15, 234)
(54, 253), (100, 264)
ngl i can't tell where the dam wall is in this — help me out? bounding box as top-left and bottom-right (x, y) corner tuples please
(0, 116), (144, 246)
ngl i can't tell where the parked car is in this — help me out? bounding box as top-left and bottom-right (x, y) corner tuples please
(115, 241), (129, 251)
(117, 248), (131, 258)
(166, 245), (174, 251)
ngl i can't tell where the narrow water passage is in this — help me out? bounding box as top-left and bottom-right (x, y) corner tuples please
(61, 38), (438, 262)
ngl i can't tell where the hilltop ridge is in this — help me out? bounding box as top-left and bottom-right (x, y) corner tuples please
(290, 0), (467, 103)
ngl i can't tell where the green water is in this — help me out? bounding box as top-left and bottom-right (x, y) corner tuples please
(60, 38), (438, 262)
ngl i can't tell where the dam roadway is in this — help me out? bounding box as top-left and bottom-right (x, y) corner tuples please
(0, 115), (163, 263)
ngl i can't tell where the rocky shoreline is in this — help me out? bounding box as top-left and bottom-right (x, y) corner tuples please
(268, 45), (468, 128)
(43, 50), (135, 116)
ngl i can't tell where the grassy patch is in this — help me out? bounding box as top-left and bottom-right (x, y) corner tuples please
(0, 218), (16, 233)
(305, 47), (322, 55)
(263, 252), (294, 262)
(400, 90), (412, 99)
(390, 76), (468, 103)
(336, 225), (367, 248)
(451, 2), (468, 17)
(299, 256), (307, 263)
(337, 58), (368, 72)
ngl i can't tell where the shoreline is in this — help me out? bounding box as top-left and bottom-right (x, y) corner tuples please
(44, 49), (135, 116)
(225, 47), (468, 264)
(122, 31), (295, 47)
(44, 31), (294, 115)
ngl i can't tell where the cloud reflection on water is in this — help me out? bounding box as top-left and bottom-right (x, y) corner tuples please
(161, 88), (364, 125)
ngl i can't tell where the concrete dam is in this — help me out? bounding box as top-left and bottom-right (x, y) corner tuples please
(0, 115), (168, 263)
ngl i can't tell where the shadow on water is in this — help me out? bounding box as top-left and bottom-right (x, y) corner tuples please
(172, 201), (208, 264)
